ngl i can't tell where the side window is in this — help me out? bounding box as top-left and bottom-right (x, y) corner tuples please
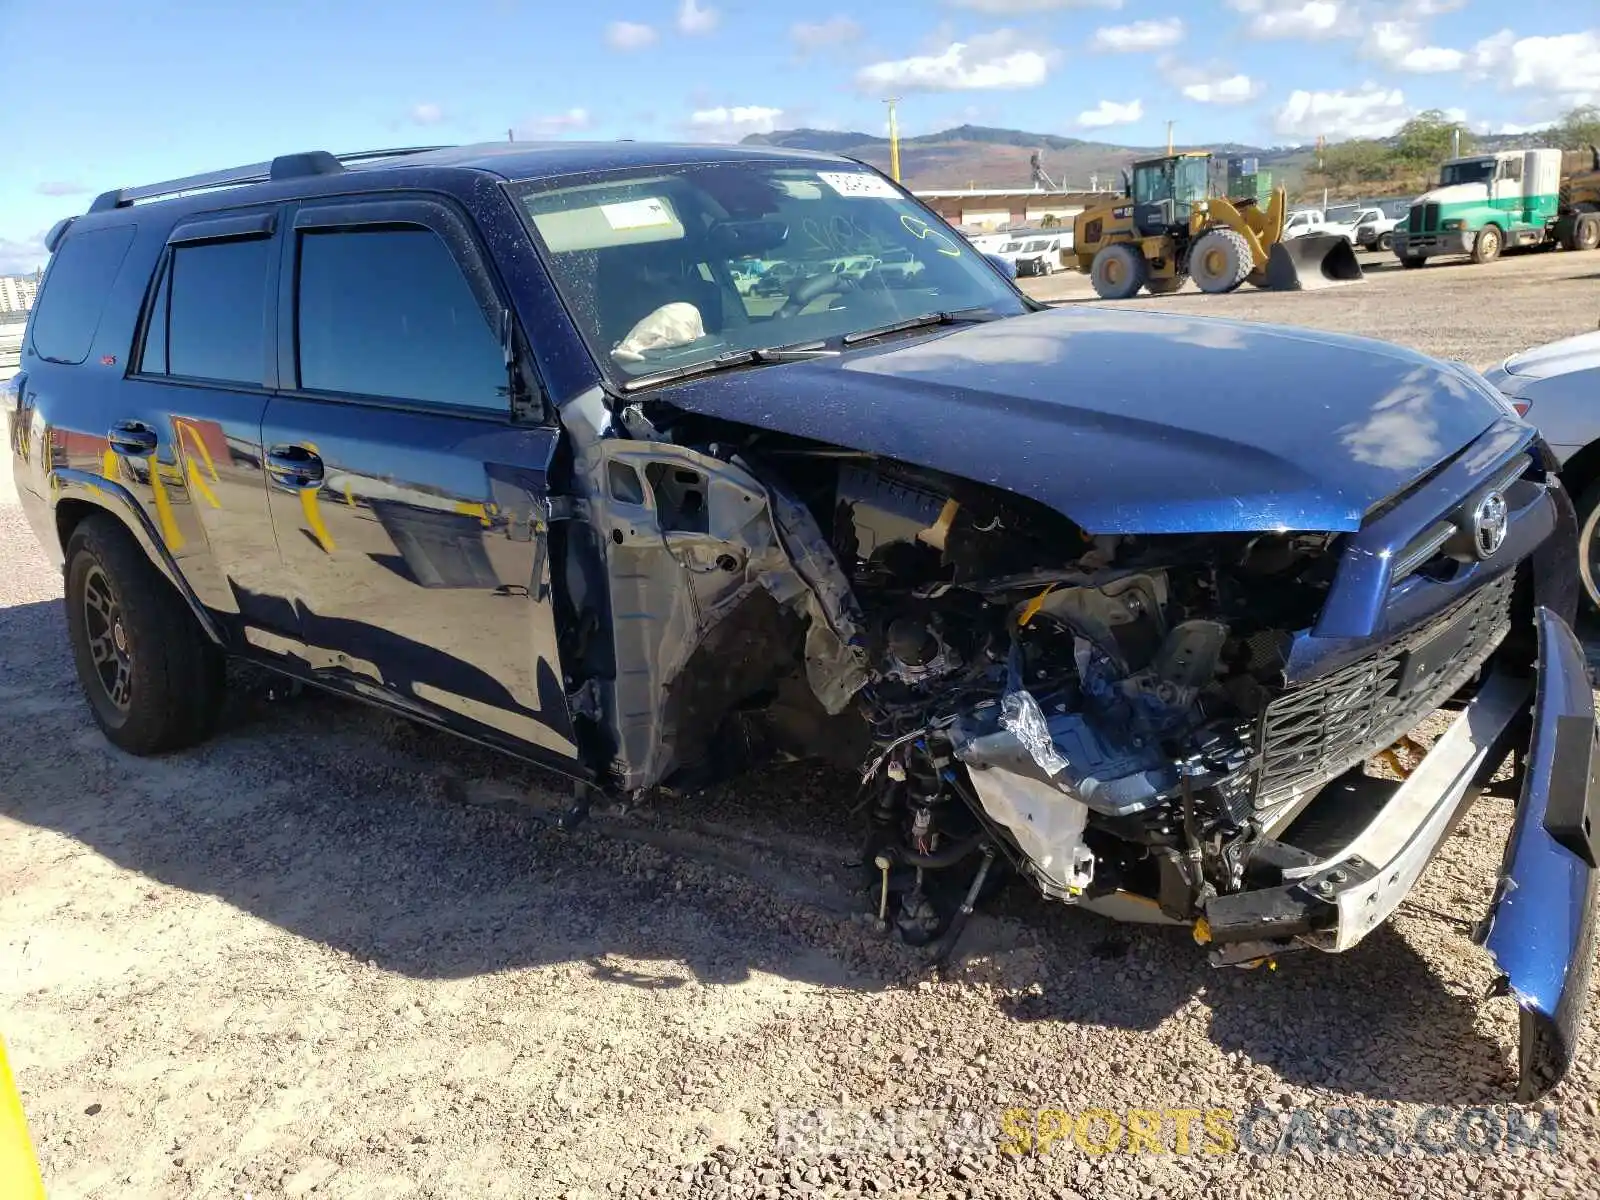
(295, 226), (506, 410)
(1498, 158), (1522, 182)
(139, 236), (271, 384)
(29, 225), (137, 364)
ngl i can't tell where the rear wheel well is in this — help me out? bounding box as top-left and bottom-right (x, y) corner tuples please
(55, 498), (104, 554)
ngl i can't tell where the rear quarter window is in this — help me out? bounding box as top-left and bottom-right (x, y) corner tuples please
(28, 225), (138, 364)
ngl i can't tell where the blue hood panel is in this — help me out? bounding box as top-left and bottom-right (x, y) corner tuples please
(660, 306), (1511, 534)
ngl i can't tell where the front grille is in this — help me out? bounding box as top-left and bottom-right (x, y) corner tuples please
(1253, 573), (1515, 818)
(1407, 202), (1440, 232)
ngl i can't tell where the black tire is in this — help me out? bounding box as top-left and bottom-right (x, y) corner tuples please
(1400, 254), (1427, 269)
(1471, 225), (1503, 264)
(1145, 274), (1188, 295)
(1377, 232), (1393, 252)
(1189, 228), (1252, 294)
(64, 514), (225, 754)
(1577, 214), (1600, 252)
(1576, 481), (1600, 615)
(1089, 244), (1147, 300)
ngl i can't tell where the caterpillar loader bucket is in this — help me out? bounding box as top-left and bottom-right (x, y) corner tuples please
(1262, 233), (1364, 291)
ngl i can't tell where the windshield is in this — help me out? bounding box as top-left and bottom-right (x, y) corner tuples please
(511, 162), (1024, 384)
(1440, 159), (1495, 186)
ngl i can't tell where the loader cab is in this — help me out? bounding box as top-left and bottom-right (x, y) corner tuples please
(1130, 153), (1211, 234)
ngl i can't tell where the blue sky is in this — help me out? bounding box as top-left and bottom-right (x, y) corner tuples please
(2, 0), (1595, 273)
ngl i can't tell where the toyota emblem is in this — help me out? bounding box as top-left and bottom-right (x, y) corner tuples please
(1472, 491), (1509, 559)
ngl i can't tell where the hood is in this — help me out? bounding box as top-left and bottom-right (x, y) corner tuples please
(657, 306), (1510, 535)
(1413, 182), (1488, 207)
(1499, 329), (1600, 382)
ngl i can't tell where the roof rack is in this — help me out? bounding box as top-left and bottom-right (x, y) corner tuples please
(87, 146), (454, 213)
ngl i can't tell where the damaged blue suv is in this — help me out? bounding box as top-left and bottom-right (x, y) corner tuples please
(8, 142), (1597, 1099)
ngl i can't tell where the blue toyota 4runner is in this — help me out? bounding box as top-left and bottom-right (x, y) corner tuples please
(7, 143), (1597, 1099)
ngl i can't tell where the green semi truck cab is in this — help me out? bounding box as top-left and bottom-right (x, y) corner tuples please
(1391, 148), (1599, 266)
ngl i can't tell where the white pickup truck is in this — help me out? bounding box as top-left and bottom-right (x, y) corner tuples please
(1349, 206), (1402, 252)
(1281, 208), (1358, 243)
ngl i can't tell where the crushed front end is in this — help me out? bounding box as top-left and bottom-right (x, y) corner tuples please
(838, 418), (1596, 1100)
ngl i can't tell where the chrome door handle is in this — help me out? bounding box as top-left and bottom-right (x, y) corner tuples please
(266, 445), (325, 491)
(107, 423), (157, 456)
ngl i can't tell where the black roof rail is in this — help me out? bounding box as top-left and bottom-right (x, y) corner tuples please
(87, 146), (455, 213)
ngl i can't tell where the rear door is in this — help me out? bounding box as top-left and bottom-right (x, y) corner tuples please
(258, 195), (577, 765)
(120, 210), (284, 641)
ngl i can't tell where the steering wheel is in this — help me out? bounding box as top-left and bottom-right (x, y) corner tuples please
(776, 272), (858, 318)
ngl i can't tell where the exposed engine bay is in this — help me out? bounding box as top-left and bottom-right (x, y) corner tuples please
(571, 404), (1429, 952)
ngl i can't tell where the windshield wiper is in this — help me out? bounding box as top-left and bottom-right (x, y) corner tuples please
(621, 342), (839, 391)
(841, 305), (1004, 346)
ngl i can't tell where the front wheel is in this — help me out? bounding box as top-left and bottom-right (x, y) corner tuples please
(1472, 225), (1503, 264)
(64, 515), (225, 754)
(1377, 232), (1393, 252)
(1575, 482), (1600, 613)
(1189, 228), (1252, 294)
(1089, 244), (1147, 300)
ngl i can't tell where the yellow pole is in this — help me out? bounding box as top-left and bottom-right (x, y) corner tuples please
(885, 97), (902, 182)
(0, 1037), (46, 1200)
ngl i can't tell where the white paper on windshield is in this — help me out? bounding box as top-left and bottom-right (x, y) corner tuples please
(601, 197), (676, 230)
(818, 171), (901, 199)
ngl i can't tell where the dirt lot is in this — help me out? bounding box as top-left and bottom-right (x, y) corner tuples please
(1021, 247), (1600, 369)
(4, 249), (1600, 1200)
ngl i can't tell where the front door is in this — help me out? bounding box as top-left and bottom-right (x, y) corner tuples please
(258, 197), (577, 765)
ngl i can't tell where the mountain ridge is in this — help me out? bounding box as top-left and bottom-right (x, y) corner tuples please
(741, 124), (1553, 196)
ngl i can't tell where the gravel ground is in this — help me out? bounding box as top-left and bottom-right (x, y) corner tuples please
(5, 250), (1600, 1200)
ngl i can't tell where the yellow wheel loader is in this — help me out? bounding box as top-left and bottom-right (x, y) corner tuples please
(1072, 151), (1364, 299)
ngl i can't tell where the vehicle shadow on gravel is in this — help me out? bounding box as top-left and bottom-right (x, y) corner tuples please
(0, 592), (1513, 1104)
(0, 597), (882, 999)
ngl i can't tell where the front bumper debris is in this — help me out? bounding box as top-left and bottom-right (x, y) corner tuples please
(1203, 608), (1598, 1100)
(1480, 608), (1600, 1100)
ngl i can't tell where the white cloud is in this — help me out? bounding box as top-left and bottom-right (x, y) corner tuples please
(688, 105), (785, 141)
(950, 0), (1121, 10)
(1364, 22), (1465, 73)
(1077, 98), (1144, 127)
(1274, 83), (1410, 139)
(518, 108), (593, 136)
(1228, 0), (1342, 40)
(35, 181), (88, 196)
(677, 0), (718, 35)
(605, 20), (658, 50)
(857, 30), (1051, 92)
(1090, 18), (1184, 52)
(1182, 73), (1259, 104)
(0, 235), (48, 276)
(1473, 29), (1600, 105)
(792, 16), (861, 52)
(408, 103), (444, 125)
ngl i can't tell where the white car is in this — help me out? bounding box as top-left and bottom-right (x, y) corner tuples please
(1483, 328), (1600, 604)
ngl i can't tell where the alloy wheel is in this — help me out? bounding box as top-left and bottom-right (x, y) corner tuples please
(82, 564), (132, 711)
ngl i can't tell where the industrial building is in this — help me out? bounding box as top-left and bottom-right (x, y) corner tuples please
(911, 188), (1110, 232)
